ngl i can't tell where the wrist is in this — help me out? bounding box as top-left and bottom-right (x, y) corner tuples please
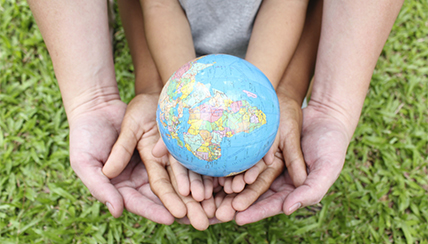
(65, 85), (122, 123)
(306, 96), (361, 142)
(276, 84), (306, 106)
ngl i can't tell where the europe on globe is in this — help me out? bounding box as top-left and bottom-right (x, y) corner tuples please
(156, 54), (280, 177)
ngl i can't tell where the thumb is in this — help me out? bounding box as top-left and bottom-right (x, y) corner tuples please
(71, 159), (124, 218)
(282, 160), (343, 215)
(279, 123), (307, 187)
(103, 122), (140, 179)
(263, 133), (280, 165)
(152, 137), (169, 158)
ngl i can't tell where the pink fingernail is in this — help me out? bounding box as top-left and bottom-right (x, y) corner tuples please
(288, 202), (301, 214)
(106, 202), (114, 212)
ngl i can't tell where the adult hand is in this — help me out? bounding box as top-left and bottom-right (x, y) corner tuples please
(234, 104), (349, 225)
(69, 99), (176, 224)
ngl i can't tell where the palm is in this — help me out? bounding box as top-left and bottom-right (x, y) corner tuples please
(235, 106), (350, 225)
(69, 100), (175, 224)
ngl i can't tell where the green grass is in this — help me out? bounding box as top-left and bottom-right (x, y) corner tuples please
(1, 0), (427, 243)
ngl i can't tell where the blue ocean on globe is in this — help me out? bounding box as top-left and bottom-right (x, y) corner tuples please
(156, 54), (280, 177)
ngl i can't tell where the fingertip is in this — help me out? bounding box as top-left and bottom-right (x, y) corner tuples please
(187, 202), (209, 231)
(152, 138), (168, 158)
(244, 170), (257, 185)
(101, 164), (117, 179)
(170, 201), (187, 219)
(287, 158), (308, 188)
(263, 152), (274, 166)
(223, 178), (233, 194)
(106, 201), (123, 218)
(231, 175), (245, 193)
(202, 197), (216, 218)
(215, 206), (236, 223)
(284, 202), (301, 215)
(218, 177), (225, 186)
(215, 194), (236, 222)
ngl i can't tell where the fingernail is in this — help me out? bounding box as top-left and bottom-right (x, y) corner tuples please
(288, 202), (301, 214)
(106, 202), (114, 213)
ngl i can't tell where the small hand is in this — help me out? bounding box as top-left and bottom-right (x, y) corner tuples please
(215, 155), (284, 222)
(234, 105), (349, 225)
(213, 92), (307, 221)
(69, 99), (174, 224)
(153, 138), (215, 202)
(102, 94), (186, 219)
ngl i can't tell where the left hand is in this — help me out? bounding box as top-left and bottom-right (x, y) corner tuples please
(214, 93), (307, 221)
(234, 104), (349, 225)
(102, 93), (187, 219)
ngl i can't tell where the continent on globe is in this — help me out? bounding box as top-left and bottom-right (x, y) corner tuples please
(184, 89), (267, 162)
(157, 54), (280, 177)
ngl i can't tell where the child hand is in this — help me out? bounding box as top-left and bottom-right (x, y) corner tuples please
(166, 165), (217, 230)
(217, 159), (271, 194)
(214, 93), (308, 221)
(102, 93), (187, 219)
(153, 139), (216, 202)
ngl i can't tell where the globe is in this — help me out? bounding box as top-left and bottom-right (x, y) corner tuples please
(156, 54), (280, 177)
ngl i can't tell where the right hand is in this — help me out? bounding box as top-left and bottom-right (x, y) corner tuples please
(69, 98), (176, 224)
(102, 93), (217, 230)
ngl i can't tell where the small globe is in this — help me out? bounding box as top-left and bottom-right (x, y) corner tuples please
(156, 54), (280, 177)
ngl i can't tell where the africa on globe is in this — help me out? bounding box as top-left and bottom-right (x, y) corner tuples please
(156, 54), (280, 177)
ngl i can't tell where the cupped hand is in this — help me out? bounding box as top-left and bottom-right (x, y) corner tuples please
(213, 92), (307, 221)
(68, 99), (175, 224)
(234, 105), (350, 225)
(102, 93), (187, 219)
(153, 137), (215, 203)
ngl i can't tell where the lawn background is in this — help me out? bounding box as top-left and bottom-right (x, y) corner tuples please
(1, 0), (427, 243)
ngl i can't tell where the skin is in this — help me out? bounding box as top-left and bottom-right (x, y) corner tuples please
(27, 0), (181, 223)
(103, 0), (311, 229)
(235, 0), (404, 224)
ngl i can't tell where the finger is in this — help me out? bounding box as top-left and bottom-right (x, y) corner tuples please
(263, 133), (280, 165)
(235, 172), (293, 225)
(189, 170), (205, 202)
(214, 190), (226, 208)
(244, 160), (268, 185)
(231, 174), (245, 193)
(223, 177), (233, 194)
(283, 161), (341, 215)
(215, 193), (237, 223)
(170, 157), (190, 196)
(201, 197), (216, 218)
(118, 186), (175, 225)
(168, 166), (209, 231)
(280, 122), (307, 187)
(232, 159), (284, 211)
(152, 137), (169, 158)
(203, 176), (214, 200)
(103, 124), (139, 179)
(144, 159), (187, 218)
(71, 160), (124, 218)
(235, 187), (290, 226)
(218, 177), (225, 186)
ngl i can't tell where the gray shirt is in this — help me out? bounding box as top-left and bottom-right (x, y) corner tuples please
(179, 0), (262, 58)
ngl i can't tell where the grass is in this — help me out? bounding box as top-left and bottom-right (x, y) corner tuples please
(1, 0), (427, 243)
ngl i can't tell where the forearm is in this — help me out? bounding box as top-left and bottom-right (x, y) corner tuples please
(118, 0), (163, 95)
(276, 0), (323, 105)
(28, 0), (120, 121)
(141, 0), (196, 83)
(310, 0), (403, 139)
(245, 0), (309, 88)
